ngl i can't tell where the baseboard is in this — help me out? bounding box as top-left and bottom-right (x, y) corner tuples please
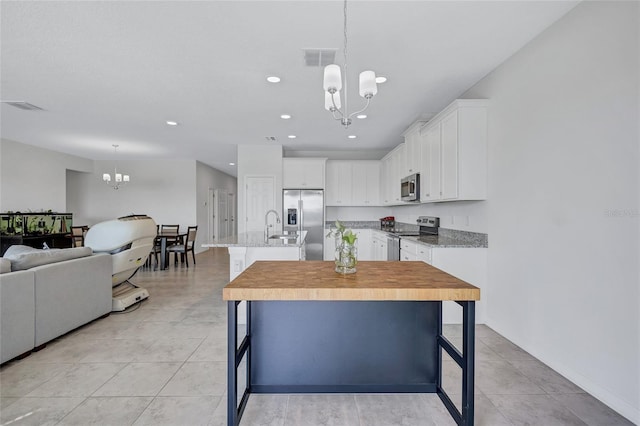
(486, 320), (639, 425)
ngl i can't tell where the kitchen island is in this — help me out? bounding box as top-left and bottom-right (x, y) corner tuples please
(203, 230), (307, 281)
(223, 260), (480, 426)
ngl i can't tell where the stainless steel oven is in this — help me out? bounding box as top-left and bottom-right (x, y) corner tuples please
(401, 173), (420, 202)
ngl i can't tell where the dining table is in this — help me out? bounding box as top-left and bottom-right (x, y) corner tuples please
(155, 231), (187, 270)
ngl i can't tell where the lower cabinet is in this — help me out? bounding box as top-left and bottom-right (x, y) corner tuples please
(400, 237), (486, 324)
(371, 230), (388, 261)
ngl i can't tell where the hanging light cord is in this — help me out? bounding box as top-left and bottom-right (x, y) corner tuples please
(342, 0), (348, 119)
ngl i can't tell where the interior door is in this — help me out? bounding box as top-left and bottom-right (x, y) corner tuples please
(245, 176), (275, 233)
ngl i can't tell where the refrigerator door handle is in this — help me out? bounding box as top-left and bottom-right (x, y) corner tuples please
(298, 199), (303, 234)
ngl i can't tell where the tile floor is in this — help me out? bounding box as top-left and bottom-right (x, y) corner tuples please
(0, 248), (633, 426)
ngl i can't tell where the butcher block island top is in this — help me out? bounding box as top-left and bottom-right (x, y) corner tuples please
(222, 260), (480, 301)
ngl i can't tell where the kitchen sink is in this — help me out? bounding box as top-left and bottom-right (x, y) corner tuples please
(268, 234), (298, 240)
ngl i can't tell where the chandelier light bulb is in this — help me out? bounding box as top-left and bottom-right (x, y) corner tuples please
(323, 64), (342, 93)
(103, 173), (111, 182)
(359, 71), (378, 98)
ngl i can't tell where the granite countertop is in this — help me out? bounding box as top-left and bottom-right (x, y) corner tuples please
(326, 221), (488, 249)
(202, 230), (307, 248)
(399, 233), (486, 249)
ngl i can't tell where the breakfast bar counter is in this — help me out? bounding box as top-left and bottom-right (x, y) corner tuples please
(223, 261), (480, 426)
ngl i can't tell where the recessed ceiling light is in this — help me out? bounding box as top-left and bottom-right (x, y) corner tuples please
(375, 76), (387, 84)
(267, 76), (281, 83)
(229, 162), (236, 166)
(288, 135), (297, 139)
(280, 114), (291, 119)
(166, 120), (178, 126)
(348, 135), (357, 139)
(357, 114), (367, 119)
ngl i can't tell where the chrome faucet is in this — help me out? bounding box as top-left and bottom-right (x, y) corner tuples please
(264, 209), (281, 240)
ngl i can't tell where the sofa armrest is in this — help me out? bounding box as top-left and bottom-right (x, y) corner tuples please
(1, 270), (35, 363)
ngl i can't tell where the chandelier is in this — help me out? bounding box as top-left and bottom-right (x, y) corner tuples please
(323, 0), (378, 129)
(102, 144), (130, 190)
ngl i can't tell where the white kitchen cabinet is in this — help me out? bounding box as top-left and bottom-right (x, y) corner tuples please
(326, 160), (381, 206)
(402, 121), (425, 177)
(440, 111), (458, 200)
(380, 155), (392, 205)
(400, 239), (418, 261)
(419, 99), (488, 203)
(325, 161), (352, 205)
(352, 161), (380, 206)
(416, 244), (432, 264)
(371, 230), (388, 260)
(283, 158), (326, 189)
(420, 124), (442, 202)
(353, 229), (372, 260)
(381, 144), (405, 205)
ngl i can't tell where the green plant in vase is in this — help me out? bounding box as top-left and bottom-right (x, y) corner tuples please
(327, 220), (358, 274)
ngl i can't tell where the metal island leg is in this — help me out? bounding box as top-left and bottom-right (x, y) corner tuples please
(227, 301), (251, 426)
(437, 301), (475, 426)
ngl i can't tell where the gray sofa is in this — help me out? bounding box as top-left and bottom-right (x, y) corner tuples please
(0, 248), (112, 364)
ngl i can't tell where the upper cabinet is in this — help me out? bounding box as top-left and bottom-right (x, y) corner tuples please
(325, 160), (352, 205)
(326, 160), (381, 206)
(381, 144), (405, 205)
(401, 121), (426, 177)
(352, 161), (380, 206)
(283, 158), (326, 189)
(419, 99), (488, 202)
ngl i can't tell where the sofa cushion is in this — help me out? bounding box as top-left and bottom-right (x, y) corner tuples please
(4, 245), (93, 271)
(0, 258), (11, 274)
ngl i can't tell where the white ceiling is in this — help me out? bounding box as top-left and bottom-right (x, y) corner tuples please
(1, 1), (578, 177)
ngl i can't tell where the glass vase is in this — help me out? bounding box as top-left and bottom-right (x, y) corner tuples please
(335, 242), (357, 274)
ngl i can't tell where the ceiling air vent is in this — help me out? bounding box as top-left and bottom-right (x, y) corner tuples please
(1, 101), (44, 111)
(303, 48), (337, 67)
(265, 136), (276, 142)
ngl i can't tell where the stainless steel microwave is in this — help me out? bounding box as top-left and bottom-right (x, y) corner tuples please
(401, 173), (420, 202)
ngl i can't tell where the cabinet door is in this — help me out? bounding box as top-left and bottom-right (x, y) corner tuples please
(404, 128), (421, 176)
(380, 156), (392, 205)
(354, 229), (372, 260)
(441, 110), (458, 200)
(352, 161), (380, 206)
(421, 124), (441, 202)
(325, 161), (352, 205)
(400, 239), (417, 261)
(283, 158), (325, 189)
(390, 144), (405, 204)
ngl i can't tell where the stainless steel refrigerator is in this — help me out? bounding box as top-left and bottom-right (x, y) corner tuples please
(283, 189), (324, 260)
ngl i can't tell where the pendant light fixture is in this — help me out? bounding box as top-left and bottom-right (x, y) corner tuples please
(323, 0), (378, 129)
(102, 144), (130, 190)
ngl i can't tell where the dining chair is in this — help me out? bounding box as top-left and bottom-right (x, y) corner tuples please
(167, 226), (198, 267)
(70, 226), (88, 247)
(146, 224), (161, 268)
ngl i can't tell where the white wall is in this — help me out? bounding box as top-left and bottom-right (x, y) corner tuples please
(0, 139), (93, 212)
(196, 161), (236, 251)
(68, 159), (198, 230)
(237, 145), (283, 234)
(462, 1), (639, 422)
